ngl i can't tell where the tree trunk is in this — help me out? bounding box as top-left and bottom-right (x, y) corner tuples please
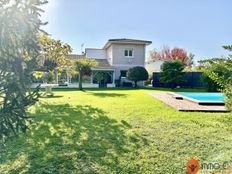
(134, 81), (137, 88)
(54, 69), (58, 84)
(78, 72), (83, 90)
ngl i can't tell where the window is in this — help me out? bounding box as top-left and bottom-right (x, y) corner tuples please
(129, 50), (133, 57)
(124, 49), (134, 58)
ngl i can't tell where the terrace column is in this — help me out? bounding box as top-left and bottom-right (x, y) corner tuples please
(91, 72), (93, 84)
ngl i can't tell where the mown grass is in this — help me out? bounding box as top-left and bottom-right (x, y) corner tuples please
(0, 88), (232, 173)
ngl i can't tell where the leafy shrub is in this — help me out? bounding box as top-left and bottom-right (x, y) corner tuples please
(201, 73), (220, 92)
(75, 59), (97, 90)
(82, 75), (92, 83)
(0, 0), (44, 143)
(44, 71), (55, 84)
(225, 84), (232, 111)
(160, 60), (185, 89)
(127, 66), (148, 87)
(202, 46), (232, 110)
(32, 71), (44, 83)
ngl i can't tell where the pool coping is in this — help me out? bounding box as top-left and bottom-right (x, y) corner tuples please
(167, 92), (225, 105)
(148, 92), (229, 112)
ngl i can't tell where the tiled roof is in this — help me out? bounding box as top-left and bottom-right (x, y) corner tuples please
(66, 54), (114, 69)
(95, 59), (115, 69)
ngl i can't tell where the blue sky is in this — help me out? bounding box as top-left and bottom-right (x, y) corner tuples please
(41, 0), (232, 62)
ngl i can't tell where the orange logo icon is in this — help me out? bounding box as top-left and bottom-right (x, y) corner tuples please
(186, 158), (200, 174)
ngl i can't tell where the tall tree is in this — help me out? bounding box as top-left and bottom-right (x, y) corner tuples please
(0, 0), (47, 143)
(160, 60), (185, 89)
(204, 58), (232, 89)
(149, 46), (190, 65)
(38, 34), (72, 83)
(203, 45), (232, 110)
(223, 45), (232, 52)
(171, 47), (189, 65)
(188, 53), (195, 67)
(75, 59), (97, 90)
(149, 49), (161, 60)
(160, 46), (172, 60)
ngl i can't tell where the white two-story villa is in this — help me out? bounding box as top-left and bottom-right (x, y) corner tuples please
(67, 38), (152, 87)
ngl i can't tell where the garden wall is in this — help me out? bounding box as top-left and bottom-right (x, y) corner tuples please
(152, 72), (203, 88)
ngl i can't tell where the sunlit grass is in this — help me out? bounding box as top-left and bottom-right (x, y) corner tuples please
(0, 88), (232, 173)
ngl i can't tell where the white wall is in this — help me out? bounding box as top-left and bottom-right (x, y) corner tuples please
(145, 60), (164, 73)
(111, 44), (145, 66)
(106, 45), (113, 65)
(85, 49), (106, 59)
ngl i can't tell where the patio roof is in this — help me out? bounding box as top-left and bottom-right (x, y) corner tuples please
(93, 59), (115, 70)
(66, 54), (115, 69)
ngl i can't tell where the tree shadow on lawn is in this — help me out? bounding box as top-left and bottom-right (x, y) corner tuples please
(84, 91), (128, 98)
(0, 103), (146, 173)
(40, 95), (64, 99)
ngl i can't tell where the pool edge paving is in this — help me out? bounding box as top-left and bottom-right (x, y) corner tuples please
(148, 92), (229, 112)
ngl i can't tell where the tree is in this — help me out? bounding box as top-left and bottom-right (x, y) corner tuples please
(171, 47), (189, 65)
(204, 45), (232, 110)
(38, 34), (72, 83)
(0, 0), (47, 143)
(75, 59), (97, 90)
(160, 60), (185, 89)
(188, 53), (195, 67)
(43, 58), (58, 72)
(225, 85), (232, 111)
(201, 73), (220, 92)
(204, 58), (232, 89)
(223, 45), (232, 51)
(149, 46), (190, 65)
(200, 59), (225, 92)
(44, 71), (55, 83)
(127, 66), (148, 87)
(149, 49), (162, 60)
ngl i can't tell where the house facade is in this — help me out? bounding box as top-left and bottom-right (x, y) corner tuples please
(145, 60), (164, 73)
(68, 38), (152, 87)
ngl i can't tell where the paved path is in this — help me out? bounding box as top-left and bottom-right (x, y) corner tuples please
(148, 92), (228, 112)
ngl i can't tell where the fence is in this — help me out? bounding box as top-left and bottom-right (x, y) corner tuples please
(152, 72), (203, 88)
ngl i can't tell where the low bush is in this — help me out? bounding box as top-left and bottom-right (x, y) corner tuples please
(225, 84), (232, 111)
(201, 73), (220, 92)
(44, 71), (55, 84)
(127, 66), (148, 87)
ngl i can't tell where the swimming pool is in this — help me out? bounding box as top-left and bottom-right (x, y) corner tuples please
(174, 92), (224, 104)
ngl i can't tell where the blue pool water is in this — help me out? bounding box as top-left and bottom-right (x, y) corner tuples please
(177, 93), (224, 102)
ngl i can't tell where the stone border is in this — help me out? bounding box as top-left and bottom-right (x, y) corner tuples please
(148, 92), (229, 112)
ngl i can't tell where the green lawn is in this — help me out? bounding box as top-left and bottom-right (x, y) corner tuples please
(1, 88), (232, 173)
